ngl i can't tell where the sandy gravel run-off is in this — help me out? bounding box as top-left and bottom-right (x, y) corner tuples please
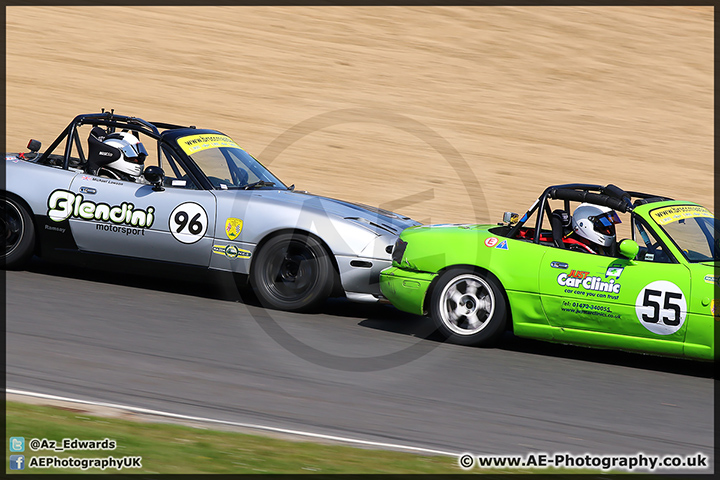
(5, 6), (713, 224)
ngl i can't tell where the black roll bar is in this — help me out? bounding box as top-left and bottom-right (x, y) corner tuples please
(508, 183), (669, 243)
(36, 112), (191, 170)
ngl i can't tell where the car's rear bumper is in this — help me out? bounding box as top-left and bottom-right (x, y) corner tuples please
(379, 266), (436, 316)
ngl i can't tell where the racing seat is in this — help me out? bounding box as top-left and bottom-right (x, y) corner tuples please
(550, 209), (572, 249)
(86, 127), (120, 175)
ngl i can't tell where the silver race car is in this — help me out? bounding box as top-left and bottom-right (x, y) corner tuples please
(2, 112), (419, 311)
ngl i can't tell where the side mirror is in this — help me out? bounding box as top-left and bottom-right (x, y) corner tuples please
(143, 166), (165, 191)
(618, 239), (639, 260)
(27, 139), (41, 152)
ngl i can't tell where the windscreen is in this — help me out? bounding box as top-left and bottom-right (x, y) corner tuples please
(177, 133), (285, 190)
(650, 205), (717, 262)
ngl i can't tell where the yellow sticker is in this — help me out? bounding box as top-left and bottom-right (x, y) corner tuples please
(212, 244), (251, 259)
(177, 134), (240, 155)
(650, 205), (713, 226)
(225, 218), (243, 240)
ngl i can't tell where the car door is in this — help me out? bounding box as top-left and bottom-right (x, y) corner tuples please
(62, 174), (217, 266)
(538, 245), (691, 357)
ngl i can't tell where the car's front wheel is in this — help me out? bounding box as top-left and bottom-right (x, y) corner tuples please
(429, 268), (506, 346)
(1, 195), (36, 270)
(250, 233), (334, 312)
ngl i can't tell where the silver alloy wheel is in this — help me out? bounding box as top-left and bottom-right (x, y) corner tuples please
(438, 274), (495, 336)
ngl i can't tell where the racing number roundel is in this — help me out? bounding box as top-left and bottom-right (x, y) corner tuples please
(635, 280), (687, 335)
(169, 202), (208, 244)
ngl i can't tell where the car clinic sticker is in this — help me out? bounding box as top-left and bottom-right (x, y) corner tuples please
(177, 134), (241, 155)
(169, 202), (208, 244)
(635, 280), (687, 335)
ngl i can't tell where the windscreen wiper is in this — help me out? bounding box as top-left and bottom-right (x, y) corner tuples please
(242, 180), (276, 190)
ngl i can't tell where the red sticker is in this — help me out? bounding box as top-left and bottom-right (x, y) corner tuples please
(484, 237), (498, 247)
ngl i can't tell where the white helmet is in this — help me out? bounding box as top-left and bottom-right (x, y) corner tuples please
(572, 203), (621, 247)
(102, 132), (148, 178)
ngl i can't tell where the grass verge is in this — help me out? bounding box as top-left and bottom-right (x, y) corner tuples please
(6, 401), (469, 474)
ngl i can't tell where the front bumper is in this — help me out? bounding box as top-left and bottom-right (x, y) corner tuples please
(379, 266), (436, 315)
(336, 255), (393, 300)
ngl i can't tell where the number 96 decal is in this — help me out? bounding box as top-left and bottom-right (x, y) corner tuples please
(169, 202), (208, 244)
(635, 280), (687, 335)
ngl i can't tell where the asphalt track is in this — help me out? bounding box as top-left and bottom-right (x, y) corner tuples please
(5, 258), (714, 470)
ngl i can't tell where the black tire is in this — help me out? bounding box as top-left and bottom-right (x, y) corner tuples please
(429, 268), (506, 346)
(1, 195), (36, 270)
(250, 233), (334, 312)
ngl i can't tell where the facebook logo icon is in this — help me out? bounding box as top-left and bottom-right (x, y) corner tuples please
(9, 454), (25, 470)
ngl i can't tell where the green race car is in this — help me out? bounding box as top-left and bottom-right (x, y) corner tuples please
(380, 184), (717, 361)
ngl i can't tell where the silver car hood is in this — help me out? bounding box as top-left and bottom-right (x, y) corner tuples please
(243, 189), (420, 235)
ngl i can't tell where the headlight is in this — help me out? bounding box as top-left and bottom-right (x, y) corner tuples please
(391, 238), (408, 264)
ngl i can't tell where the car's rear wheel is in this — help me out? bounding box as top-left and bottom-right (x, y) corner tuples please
(250, 233), (334, 312)
(429, 268), (506, 346)
(1, 195), (35, 270)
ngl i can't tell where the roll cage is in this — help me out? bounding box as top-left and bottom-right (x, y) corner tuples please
(32, 111), (217, 190)
(506, 183), (673, 245)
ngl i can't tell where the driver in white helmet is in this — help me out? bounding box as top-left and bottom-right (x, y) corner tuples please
(96, 131), (149, 182)
(567, 203), (622, 255)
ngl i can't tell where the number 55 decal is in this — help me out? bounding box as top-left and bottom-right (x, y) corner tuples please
(169, 202), (208, 244)
(635, 280), (687, 335)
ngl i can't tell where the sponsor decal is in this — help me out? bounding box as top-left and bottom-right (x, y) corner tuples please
(44, 225), (66, 234)
(96, 224), (145, 236)
(212, 244), (251, 259)
(169, 202), (208, 244)
(177, 134), (241, 155)
(704, 275), (718, 285)
(605, 265), (624, 279)
(484, 237), (499, 247)
(560, 300), (620, 319)
(550, 261), (568, 269)
(635, 280), (687, 335)
(557, 269), (621, 294)
(650, 205), (712, 226)
(495, 240), (508, 250)
(47, 189), (154, 228)
(225, 217), (243, 240)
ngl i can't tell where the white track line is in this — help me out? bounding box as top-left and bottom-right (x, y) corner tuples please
(7, 388), (457, 457)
